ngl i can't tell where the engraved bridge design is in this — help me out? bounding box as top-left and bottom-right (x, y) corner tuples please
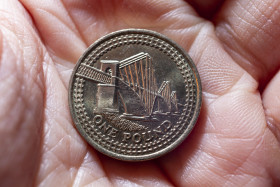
(76, 52), (180, 121)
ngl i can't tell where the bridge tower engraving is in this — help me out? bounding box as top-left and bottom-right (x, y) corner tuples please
(96, 60), (119, 113)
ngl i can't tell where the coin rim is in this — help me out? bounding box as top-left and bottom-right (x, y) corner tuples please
(68, 29), (202, 161)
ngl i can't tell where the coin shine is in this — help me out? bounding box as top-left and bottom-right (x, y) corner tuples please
(69, 29), (202, 161)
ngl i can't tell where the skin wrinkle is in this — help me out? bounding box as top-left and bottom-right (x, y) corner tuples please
(46, 135), (77, 162)
(36, 148), (56, 185)
(77, 152), (111, 186)
(113, 177), (144, 187)
(1, 10), (45, 96)
(0, 81), (26, 164)
(20, 67), (43, 185)
(183, 152), (228, 186)
(219, 142), (265, 182)
(71, 151), (107, 186)
(60, 0), (120, 46)
(227, 171), (268, 186)
(188, 30), (208, 65)
(202, 154), (229, 182)
(112, 175), (169, 186)
(235, 1), (278, 53)
(117, 0), (172, 28)
(163, 21), (206, 53)
(44, 105), (73, 139)
(201, 154), (232, 185)
(156, 11), (202, 41)
(0, 28), (40, 134)
(156, 6), (198, 27)
(183, 134), (264, 186)
(223, 9), (269, 77)
(36, 46), (92, 186)
(226, 137), (266, 181)
(204, 136), (254, 178)
(161, 105), (209, 186)
(43, 66), (71, 124)
(216, 0), (280, 85)
(41, 148), (80, 183)
(43, 114), (85, 169)
(37, 153), (66, 184)
(33, 1), (79, 32)
(250, 0), (280, 42)
(0, 68), (22, 127)
(100, 156), (172, 187)
(242, 177), (265, 187)
(83, 176), (111, 187)
(19, 3), (86, 74)
(63, 0), (128, 46)
(38, 146), (92, 186)
(29, 7), (86, 61)
(181, 149), (203, 179)
(224, 137), (263, 178)
(38, 165), (70, 186)
(66, 0), (118, 46)
(60, 0), (87, 46)
(46, 113), (82, 147)
(175, 85), (264, 185)
(112, 178), (141, 187)
(217, 30), (267, 83)
(22, 37), (45, 97)
(193, 40), (243, 95)
(211, 92), (264, 138)
(0, 2), (44, 187)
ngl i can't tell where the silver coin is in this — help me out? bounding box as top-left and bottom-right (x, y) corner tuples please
(69, 29), (202, 161)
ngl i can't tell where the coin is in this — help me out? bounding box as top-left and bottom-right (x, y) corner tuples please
(69, 29), (202, 161)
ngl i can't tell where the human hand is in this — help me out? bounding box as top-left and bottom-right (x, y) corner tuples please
(1, 0), (279, 186)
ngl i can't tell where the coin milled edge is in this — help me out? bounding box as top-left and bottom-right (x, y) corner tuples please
(68, 29), (202, 161)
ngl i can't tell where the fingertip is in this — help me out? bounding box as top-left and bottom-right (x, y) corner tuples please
(263, 70), (280, 142)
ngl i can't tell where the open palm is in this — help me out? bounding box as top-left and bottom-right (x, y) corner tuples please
(1, 0), (280, 186)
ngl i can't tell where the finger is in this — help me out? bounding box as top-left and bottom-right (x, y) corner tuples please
(20, 0), (198, 63)
(20, 0), (88, 66)
(263, 70), (280, 142)
(0, 0), (45, 186)
(216, 0), (280, 88)
(185, 0), (225, 19)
